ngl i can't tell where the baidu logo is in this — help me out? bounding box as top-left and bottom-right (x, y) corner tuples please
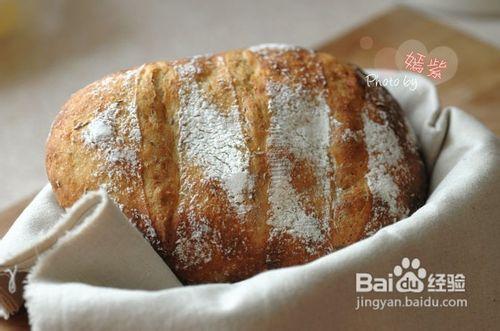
(356, 257), (465, 293)
(356, 257), (426, 293)
(393, 257), (427, 293)
(355, 257), (467, 310)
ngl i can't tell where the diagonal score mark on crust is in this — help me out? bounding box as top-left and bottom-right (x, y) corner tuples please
(315, 56), (340, 243)
(81, 66), (164, 249)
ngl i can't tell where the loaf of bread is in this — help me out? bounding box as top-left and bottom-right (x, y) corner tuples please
(46, 44), (427, 284)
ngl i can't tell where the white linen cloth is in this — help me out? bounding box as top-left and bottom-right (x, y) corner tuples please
(0, 70), (499, 330)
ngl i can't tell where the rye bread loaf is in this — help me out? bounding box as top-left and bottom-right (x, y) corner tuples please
(46, 44), (427, 284)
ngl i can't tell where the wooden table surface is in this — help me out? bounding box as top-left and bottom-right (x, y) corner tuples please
(319, 6), (500, 135)
(1, 5), (498, 330)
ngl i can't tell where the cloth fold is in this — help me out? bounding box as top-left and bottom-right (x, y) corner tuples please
(1, 70), (499, 330)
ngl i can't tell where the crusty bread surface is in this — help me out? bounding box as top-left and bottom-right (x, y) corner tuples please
(46, 45), (427, 284)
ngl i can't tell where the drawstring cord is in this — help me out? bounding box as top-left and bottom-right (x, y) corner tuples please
(4, 265), (18, 294)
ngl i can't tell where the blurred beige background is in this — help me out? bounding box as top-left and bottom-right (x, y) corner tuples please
(0, 0), (499, 211)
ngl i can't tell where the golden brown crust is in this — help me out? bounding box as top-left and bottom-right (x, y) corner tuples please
(46, 45), (427, 284)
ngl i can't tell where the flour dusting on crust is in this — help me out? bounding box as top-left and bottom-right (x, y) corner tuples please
(82, 69), (142, 188)
(175, 56), (252, 216)
(362, 109), (409, 234)
(248, 43), (308, 54)
(266, 82), (331, 252)
(81, 68), (163, 246)
(174, 212), (222, 269)
(253, 46), (333, 255)
(82, 102), (139, 170)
